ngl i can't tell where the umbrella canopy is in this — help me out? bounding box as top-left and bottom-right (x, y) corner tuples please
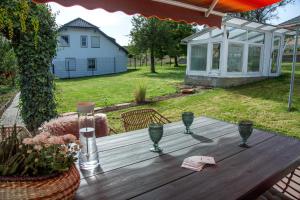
(33, 0), (281, 27)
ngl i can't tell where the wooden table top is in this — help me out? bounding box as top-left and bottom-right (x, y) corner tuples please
(75, 117), (300, 200)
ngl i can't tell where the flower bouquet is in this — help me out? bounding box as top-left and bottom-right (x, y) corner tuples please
(0, 125), (81, 200)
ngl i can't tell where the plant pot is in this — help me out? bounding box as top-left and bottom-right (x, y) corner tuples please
(0, 164), (80, 200)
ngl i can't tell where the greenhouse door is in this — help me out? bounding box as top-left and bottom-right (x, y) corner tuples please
(270, 35), (281, 74)
(211, 43), (221, 72)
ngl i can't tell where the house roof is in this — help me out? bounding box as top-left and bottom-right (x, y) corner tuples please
(59, 18), (128, 54)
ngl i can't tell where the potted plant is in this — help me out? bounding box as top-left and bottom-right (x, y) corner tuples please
(0, 125), (81, 200)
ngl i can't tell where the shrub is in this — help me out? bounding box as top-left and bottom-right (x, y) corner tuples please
(134, 84), (147, 104)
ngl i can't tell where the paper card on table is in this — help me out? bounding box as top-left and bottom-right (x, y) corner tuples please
(181, 162), (205, 171)
(184, 156), (216, 165)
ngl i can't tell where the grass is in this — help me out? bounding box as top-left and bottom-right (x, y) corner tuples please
(0, 85), (16, 109)
(107, 63), (300, 138)
(55, 65), (185, 113)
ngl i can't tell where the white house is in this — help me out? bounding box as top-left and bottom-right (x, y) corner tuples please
(182, 17), (296, 87)
(52, 18), (128, 78)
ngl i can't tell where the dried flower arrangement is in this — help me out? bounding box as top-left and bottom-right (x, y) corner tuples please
(0, 125), (80, 177)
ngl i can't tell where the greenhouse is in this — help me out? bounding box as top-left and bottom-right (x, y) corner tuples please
(182, 17), (296, 87)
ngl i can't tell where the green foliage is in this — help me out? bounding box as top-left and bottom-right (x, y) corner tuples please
(0, 127), (79, 176)
(0, 36), (17, 85)
(130, 16), (195, 71)
(166, 21), (195, 67)
(130, 16), (172, 73)
(0, 0), (58, 133)
(231, 0), (295, 22)
(134, 84), (147, 104)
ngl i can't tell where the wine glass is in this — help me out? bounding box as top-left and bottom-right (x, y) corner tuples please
(148, 123), (163, 152)
(238, 120), (253, 148)
(182, 112), (194, 134)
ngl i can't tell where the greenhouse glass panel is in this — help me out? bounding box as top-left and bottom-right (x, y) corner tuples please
(227, 27), (247, 41)
(227, 43), (244, 72)
(248, 45), (261, 72)
(191, 44), (207, 71)
(248, 31), (265, 44)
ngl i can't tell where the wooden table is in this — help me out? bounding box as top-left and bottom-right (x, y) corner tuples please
(76, 117), (300, 200)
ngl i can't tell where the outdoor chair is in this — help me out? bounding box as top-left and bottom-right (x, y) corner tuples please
(121, 109), (171, 132)
(258, 166), (300, 200)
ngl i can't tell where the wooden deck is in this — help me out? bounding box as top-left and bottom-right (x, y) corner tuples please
(76, 117), (300, 200)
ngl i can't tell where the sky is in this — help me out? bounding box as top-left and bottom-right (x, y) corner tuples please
(49, 0), (300, 46)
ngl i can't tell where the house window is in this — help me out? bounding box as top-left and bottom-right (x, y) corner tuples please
(81, 36), (88, 48)
(248, 45), (262, 72)
(212, 43), (221, 70)
(60, 35), (70, 47)
(87, 58), (96, 70)
(227, 43), (244, 72)
(190, 44), (207, 71)
(65, 58), (76, 71)
(91, 36), (100, 48)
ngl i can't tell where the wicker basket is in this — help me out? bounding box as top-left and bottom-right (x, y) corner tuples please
(0, 164), (80, 200)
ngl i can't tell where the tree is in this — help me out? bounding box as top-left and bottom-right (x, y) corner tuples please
(231, 0), (295, 23)
(166, 22), (195, 67)
(130, 16), (171, 73)
(0, 36), (17, 86)
(0, 0), (57, 133)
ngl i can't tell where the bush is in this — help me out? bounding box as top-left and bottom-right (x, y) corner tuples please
(134, 84), (147, 104)
(0, 1), (58, 133)
(0, 36), (17, 86)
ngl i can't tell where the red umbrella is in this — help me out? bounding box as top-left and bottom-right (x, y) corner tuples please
(33, 0), (281, 27)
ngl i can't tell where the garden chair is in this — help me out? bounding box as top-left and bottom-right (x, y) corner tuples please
(0, 125), (31, 141)
(258, 166), (300, 200)
(121, 109), (171, 132)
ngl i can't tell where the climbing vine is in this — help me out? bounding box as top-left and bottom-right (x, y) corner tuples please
(0, 0), (58, 133)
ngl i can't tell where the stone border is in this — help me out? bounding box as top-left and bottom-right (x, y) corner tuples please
(0, 92), (17, 118)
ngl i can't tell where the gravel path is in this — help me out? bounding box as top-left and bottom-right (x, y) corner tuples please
(0, 92), (24, 126)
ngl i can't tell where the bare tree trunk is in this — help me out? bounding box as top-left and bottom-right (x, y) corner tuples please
(174, 56), (179, 67)
(150, 48), (156, 73)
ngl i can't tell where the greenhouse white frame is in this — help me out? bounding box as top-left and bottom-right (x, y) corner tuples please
(182, 17), (296, 87)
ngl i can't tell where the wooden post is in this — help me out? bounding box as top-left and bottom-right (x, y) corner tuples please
(288, 27), (299, 111)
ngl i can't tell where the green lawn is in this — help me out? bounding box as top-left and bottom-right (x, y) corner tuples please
(0, 85), (16, 109)
(55, 66), (185, 113)
(107, 63), (300, 138)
